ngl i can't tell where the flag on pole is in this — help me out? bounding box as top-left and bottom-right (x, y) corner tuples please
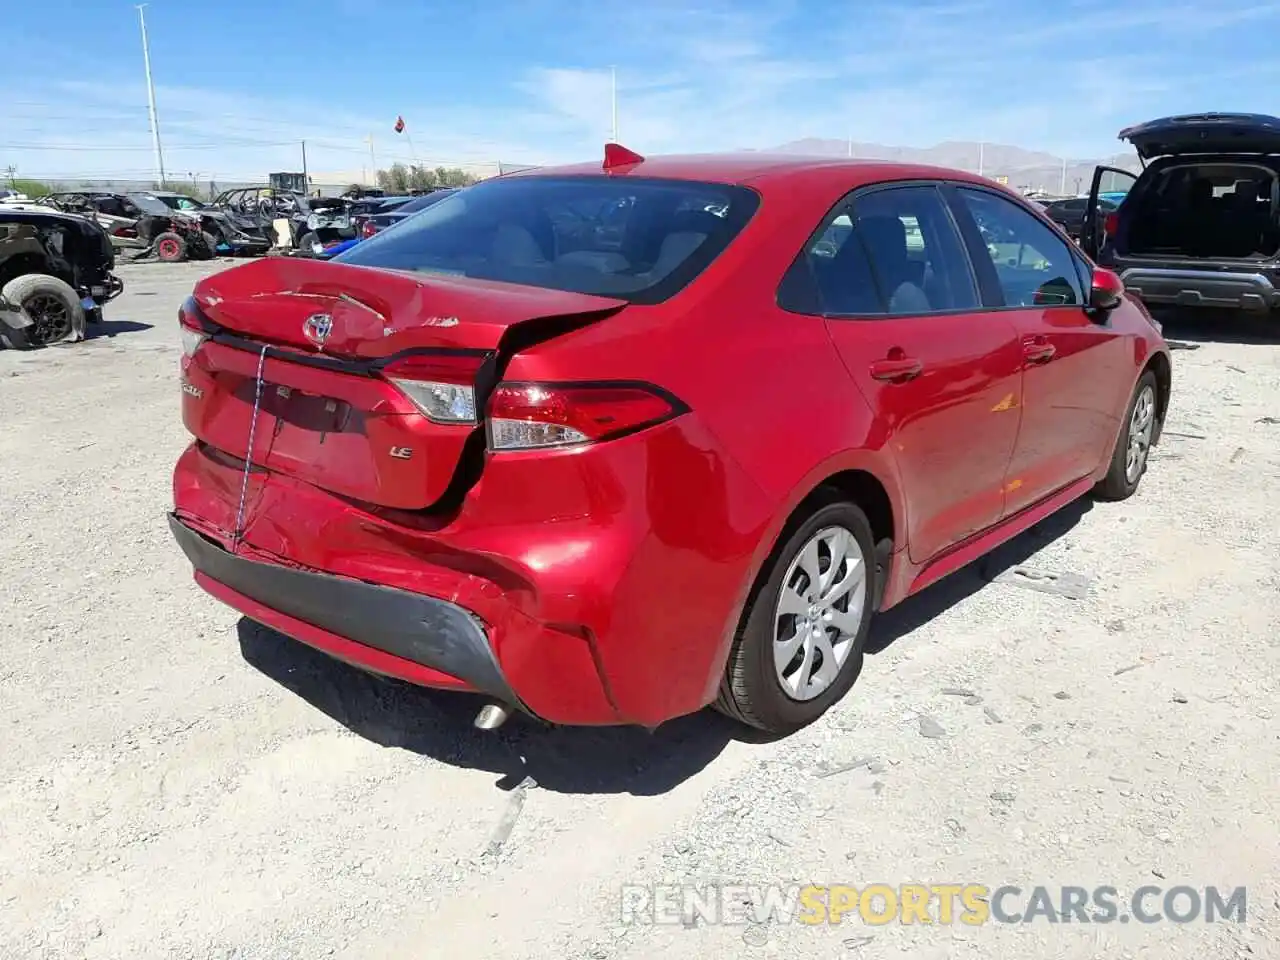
(393, 115), (405, 134)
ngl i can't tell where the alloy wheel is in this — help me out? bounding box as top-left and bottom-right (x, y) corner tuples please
(1125, 384), (1156, 483)
(22, 293), (73, 346)
(772, 525), (867, 701)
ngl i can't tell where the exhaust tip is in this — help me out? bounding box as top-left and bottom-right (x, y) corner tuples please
(474, 703), (511, 731)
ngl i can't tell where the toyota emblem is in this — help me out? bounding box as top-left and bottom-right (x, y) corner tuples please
(303, 313), (333, 349)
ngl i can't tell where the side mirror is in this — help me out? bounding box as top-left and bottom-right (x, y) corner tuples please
(1089, 267), (1124, 311)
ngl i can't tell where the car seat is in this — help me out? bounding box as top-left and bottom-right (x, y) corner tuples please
(1182, 177), (1217, 256)
(646, 209), (722, 280)
(1224, 180), (1266, 257)
(1262, 176), (1280, 253)
(856, 214), (931, 314)
(489, 222), (547, 266)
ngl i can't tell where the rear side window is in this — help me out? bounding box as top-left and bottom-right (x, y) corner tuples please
(781, 185), (979, 317)
(336, 176), (760, 304)
(956, 188), (1085, 307)
(789, 213), (885, 315)
(852, 186), (979, 315)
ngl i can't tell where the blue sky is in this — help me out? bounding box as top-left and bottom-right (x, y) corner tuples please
(4, 0), (1280, 182)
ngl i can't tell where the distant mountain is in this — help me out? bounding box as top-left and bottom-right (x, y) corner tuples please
(765, 138), (1141, 196)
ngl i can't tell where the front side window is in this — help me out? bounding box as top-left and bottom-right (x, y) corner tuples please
(957, 187), (1085, 307)
(336, 176), (760, 304)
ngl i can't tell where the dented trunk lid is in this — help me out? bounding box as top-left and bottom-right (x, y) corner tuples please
(191, 256), (626, 356)
(182, 258), (626, 510)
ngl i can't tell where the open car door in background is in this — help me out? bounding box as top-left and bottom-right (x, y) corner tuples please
(1082, 166), (1139, 259)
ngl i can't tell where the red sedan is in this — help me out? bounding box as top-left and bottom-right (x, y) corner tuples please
(170, 144), (1171, 736)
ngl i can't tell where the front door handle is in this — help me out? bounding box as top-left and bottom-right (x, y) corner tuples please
(1023, 338), (1056, 363)
(869, 357), (923, 382)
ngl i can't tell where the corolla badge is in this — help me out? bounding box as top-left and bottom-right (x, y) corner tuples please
(303, 312), (333, 349)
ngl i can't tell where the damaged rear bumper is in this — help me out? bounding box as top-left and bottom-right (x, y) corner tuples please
(92, 274), (125, 304)
(168, 512), (529, 712)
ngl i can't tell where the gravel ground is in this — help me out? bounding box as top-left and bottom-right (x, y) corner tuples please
(1, 259), (1278, 960)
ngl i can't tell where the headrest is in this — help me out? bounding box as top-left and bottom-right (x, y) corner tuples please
(858, 214), (908, 258)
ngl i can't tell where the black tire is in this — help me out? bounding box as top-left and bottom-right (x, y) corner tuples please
(0, 273), (85, 347)
(713, 496), (877, 735)
(296, 231), (319, 253)
(155, 232), (186, 263)
(1094, 369), (1159, 502)
(198, 231), (220, 259)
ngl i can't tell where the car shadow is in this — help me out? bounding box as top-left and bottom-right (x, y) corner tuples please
(85, 320), (155, 341)
(236, 496), (1092, 795)
(1150, 306), (1276, 346)
(237, 618), (755, 796)
(867, 495), (1093, 655)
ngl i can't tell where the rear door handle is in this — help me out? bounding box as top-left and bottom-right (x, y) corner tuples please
(869, 357), (923, 382)
(1022, 338), (1056, 363)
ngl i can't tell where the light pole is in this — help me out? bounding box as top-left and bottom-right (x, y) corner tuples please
(610, 66), (618, 142)
(136, 4), (167, 187)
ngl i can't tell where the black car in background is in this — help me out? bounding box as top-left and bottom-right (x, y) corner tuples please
(348, 195), (414, 236)
(357, 189), (459, 239)
(1042, 195), (1118, 243)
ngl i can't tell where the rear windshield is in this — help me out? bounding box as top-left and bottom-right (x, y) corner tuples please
(335, 175), (761, 303)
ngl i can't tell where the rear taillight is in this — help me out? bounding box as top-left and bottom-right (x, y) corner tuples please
(487, 382), (682, 451)
(360, 219), (378, 239)
(380, 353), (485, 424)
(178, 299), (208, 358)
(1103, 212), (1119, 237)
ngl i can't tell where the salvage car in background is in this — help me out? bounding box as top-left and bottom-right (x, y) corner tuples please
(170, 145), (1171, 736)
(1084, 112), (1280, 316)
(38, 191), (211, 262)
(0, 206), (122, 347)
(148, 191), (273, 257)
(209, 187), (355, 252)
(300, 190), (462, 259)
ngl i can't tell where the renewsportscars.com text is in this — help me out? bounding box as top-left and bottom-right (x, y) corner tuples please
(619, 883), (1247, 926)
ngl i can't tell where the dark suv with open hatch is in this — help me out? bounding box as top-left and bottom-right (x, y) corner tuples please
(1083, 113), (1280, 317)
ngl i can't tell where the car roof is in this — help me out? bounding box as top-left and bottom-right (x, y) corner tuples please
(507, 150), (1009, 194)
